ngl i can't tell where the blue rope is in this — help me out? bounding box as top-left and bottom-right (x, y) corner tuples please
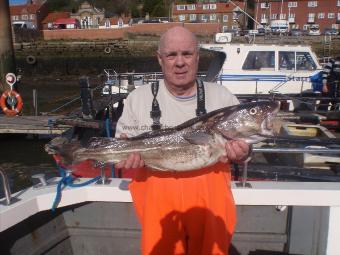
(105, 116), (116, 178)
(51, 166), (100, 212)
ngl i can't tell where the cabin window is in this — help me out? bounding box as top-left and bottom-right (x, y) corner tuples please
(296, 52), (316, 71)
(279, 52), (295, 70)
(242, 51), (275, 70)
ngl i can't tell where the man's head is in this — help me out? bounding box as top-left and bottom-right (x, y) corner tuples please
(157, 26), (199, 94)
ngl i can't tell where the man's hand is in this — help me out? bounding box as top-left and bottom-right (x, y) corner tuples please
(115, 133), (145, 169)
(219, 140), (251, 163)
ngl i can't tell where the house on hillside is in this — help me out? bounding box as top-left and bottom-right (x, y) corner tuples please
(41, 12), (70, 30)
(172, 1), (249, 32)
(9, 1), (48, 30)
(99, 15), (131, 29)
(70, 1), (105, 29)
(255, 0), (340, 32)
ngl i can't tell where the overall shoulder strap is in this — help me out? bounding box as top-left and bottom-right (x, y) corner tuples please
(150, 81), (161, 130)
(196, 79), (207, 117)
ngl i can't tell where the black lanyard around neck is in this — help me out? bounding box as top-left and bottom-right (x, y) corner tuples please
(150, 79), (206, 130)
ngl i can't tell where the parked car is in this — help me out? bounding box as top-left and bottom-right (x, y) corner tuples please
(289, 29), (303, 36)
(12, 21), (35, 29)
(257, 27), (266, 36)
(308, 28), (321, 36)
(324, 28), (338, 35)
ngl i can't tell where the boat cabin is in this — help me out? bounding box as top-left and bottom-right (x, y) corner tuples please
(201, 43), (322, 96)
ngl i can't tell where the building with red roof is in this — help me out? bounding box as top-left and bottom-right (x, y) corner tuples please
(9, 1), (48, 30)
(172, 1), (249, 32)
(41, 12), (70, 30)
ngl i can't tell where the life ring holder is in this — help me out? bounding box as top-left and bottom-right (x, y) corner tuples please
(0, 90), (23, 116)
(26, 55), (36, 65)
(104, 46), (111, 54)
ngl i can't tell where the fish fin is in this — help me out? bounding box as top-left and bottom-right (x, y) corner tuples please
(183, 132), (213, 145)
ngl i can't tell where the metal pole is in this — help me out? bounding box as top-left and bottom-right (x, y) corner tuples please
(33, 89), (38, 116)
(254, 147), (340, 154)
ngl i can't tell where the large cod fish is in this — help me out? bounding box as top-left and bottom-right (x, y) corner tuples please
(46, 101), (280, 171)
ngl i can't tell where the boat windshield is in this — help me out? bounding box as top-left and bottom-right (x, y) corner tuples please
(242, 51), (275, 70)
(296, 52), (317, 71)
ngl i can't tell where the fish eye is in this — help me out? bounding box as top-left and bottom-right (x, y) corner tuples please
(249, 108), (257, 115)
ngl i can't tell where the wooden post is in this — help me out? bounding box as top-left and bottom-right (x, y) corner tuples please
(0, 0), (16, 91)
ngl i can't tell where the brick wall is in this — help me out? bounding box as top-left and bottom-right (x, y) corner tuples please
(42, 22), (221, 40)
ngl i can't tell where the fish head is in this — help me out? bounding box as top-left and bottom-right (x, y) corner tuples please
(212, 101), (280, 144)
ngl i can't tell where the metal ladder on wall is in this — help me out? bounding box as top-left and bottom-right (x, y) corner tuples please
(322, 34), (332, 65)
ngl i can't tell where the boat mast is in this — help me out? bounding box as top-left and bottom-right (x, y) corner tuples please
(228, 0), (262, 27)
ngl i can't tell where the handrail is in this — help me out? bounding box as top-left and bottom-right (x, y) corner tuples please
(0, 168), (11, 205)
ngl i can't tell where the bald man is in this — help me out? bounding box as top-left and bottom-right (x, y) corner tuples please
(115, 26), (250, 255)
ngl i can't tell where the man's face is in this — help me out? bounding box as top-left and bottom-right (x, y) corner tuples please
(157, 34), (199, 89)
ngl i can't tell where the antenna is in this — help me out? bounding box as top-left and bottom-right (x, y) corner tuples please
(227, 0), (262, 27)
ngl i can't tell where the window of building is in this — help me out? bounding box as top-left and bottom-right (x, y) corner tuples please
(338, 13), (340, 20)
(308, 13), (315, 18)
(271, 13), (278, 20)
(29, 14), (35, 20)
(179, 14), (186, 21)
(288, 13), (295, 19)
(280, 13), (286, 19)
(189, 14), (197, 21)
(222, 26), (228, 32)
(21, 15), (28, 20)
(105, 20), (110, 28)
(187, 4), (195, 11)
(203, 4), (209, 10)
(308, 1), (318, 7)
(261, 2), (269, 9)
(337, 0), (340, 7)
(303, 24), (310, 30)
(242, 51), (275, 70)
(233, 12), (238, 20)
(223, 14), (228, 22)
(177, 5), (185, 11)
(318, 13), (325, 19)
(261, 13), (267, 19)
(328, 13), (335, 18)
(201, 14), (209, 22)
(288, 2), (297, 8)
(210, 4), (216, 10)
(210, 13), (216, 21)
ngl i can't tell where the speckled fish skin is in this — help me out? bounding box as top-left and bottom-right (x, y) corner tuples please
(47, 101), (280, 171)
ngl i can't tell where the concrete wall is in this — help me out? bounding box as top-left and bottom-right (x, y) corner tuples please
(42, 22), (221, 41)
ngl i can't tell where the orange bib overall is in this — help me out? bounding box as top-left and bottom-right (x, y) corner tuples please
(129, 162), (236, 255)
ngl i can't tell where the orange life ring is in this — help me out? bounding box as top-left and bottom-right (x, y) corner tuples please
(0, 90), (23, 116)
